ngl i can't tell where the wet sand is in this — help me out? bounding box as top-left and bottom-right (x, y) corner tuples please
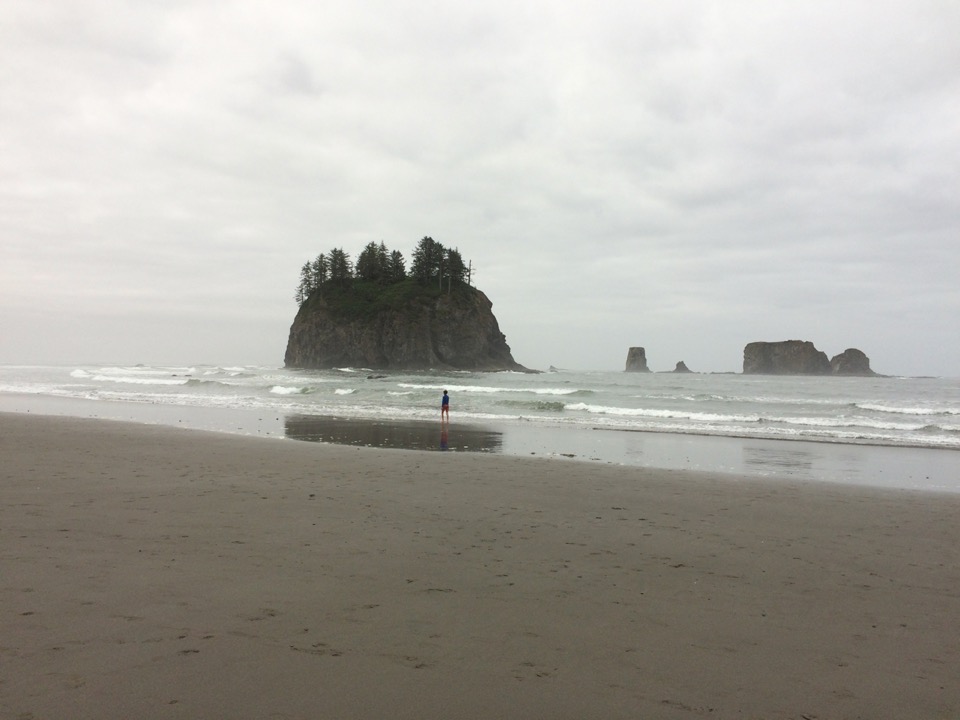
(2, 412), (959, 719)
(3, 391), (959, 492)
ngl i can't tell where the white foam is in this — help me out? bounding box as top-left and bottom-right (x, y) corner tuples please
(397, 382), (579, 396)
(564, 402), (759, 423)
(92, 374), (188, 386)
(270, 385), (308, 395)
(858, 403), (956, 416)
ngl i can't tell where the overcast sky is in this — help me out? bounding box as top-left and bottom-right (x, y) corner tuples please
(2, 1), (958, 375)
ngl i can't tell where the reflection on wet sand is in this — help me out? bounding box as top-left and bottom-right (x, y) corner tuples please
(743, 443), (815, 474)
(284, 415), (503, 453)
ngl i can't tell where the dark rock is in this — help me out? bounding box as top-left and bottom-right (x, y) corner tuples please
(625, 347), (650, 372)
(743, 341), (831, 375)
(284, 284), (529, 372)
(830, 348), (875, 376)
(672, 361), (693, 373)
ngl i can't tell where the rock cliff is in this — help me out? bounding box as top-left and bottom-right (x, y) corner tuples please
(743, 341), (830, 374)
(284, 282), (528, 371)
(672, 361), (693, 373)
(624, 347), (650, 372)
(744, 341), (875, 375)
(830, 348), (876, 376)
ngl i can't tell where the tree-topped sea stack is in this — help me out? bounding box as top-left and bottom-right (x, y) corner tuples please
(285, 237), (529, 371)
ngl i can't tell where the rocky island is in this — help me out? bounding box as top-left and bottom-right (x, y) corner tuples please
(620, 342), (877, 375)
(285, 238), (528, 371)
(743, 340), (876, 376)
(624, 347), (650, 372)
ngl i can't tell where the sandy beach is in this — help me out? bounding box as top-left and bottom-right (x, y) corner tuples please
(2, 412), (958, 719)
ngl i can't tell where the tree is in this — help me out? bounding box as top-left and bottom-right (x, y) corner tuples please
(294, 261), (313, 305)
(376, 242), (390, 282)
(445, 247), (466, 285)
(328, 248), (353, 284)
(355, 242), (383, 282)
(411, 236), (445, 284)
(311, 253), (329, 288)
(386, 249), (406, 282)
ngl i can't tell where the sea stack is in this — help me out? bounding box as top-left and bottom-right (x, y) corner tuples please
(829, 348), (876, 376)
(743, 341), (876, 375)
(625, 347), (650, 372)
(743, 341), (830, 374)
(285, 284), (528, 371)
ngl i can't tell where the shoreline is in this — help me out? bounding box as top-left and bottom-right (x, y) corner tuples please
(2, 391), (960, 493)
(2, 412), (958, 719)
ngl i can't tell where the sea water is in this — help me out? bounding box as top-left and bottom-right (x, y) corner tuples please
(2, 364), (959, 491)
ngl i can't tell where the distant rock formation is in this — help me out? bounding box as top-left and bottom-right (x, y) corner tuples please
(285, 283), (529, 371)
(743, 341), (829, 374)
(625, 347), (650, 372)
(744, 340), (875, 375)
(830, 348), (875, 376)
(672, 361), (693, 373)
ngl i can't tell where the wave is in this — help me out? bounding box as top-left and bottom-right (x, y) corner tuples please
(397, 382), (586, 396)
(70, 366), (220, 386)
(270, 385), (315, 395)
(499, 399), (566, 412)
(201, 367), (255, 378)
(565, 403), (760, 423)
(857, 403), (959, 416)
(335, 388), (356, 395)
(88, 374), (189, 386)
(768, 415), (928, 432)
(184, 378), (236, 388)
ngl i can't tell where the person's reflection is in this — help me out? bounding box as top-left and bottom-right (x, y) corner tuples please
(440, 425), (449, 450)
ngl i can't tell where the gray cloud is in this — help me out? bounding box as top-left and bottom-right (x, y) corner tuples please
(1, 1), (958, 374)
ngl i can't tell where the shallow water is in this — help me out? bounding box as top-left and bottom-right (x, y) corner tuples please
(3, 389), (959, 494)
(2, 364), (959, 449)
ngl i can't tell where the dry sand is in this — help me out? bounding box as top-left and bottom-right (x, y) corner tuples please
(2, 412), (958, 719)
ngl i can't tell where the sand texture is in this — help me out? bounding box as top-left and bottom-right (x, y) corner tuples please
(2, 413), (958, 719)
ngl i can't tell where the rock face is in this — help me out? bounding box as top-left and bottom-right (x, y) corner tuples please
(744, 341), (875, 375)
(672, 361), (692, 373)
(284, 285), (527, 371)
(830, 348), (875, 376)
(625, 347), (650, 372)
(743, 340), (831, 375)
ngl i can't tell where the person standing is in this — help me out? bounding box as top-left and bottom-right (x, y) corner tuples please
(441, 390), (450, 420)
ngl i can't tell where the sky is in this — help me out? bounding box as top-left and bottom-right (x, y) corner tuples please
(2, 1), (958, 376)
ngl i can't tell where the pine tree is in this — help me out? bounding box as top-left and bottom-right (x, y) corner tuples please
(328, 248), (353, 284)
(294, 261), (313, 305)
(355, 242), (382, 282)
(411, 236), (445, 284)
(446, 247), (466, 285)
(311, 253), (328, 288)
(386, 249), (406, 282)
(376, 242), (390, 283)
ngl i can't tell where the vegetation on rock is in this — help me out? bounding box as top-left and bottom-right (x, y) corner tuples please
(294, 236), (470, 306)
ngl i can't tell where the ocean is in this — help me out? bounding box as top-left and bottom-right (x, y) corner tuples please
(2, 364), (959, 492)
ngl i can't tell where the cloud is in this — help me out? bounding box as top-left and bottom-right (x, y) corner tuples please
(1, 1), (958, 374)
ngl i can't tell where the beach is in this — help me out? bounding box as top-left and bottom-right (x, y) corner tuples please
(2, 412), (958, 719)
